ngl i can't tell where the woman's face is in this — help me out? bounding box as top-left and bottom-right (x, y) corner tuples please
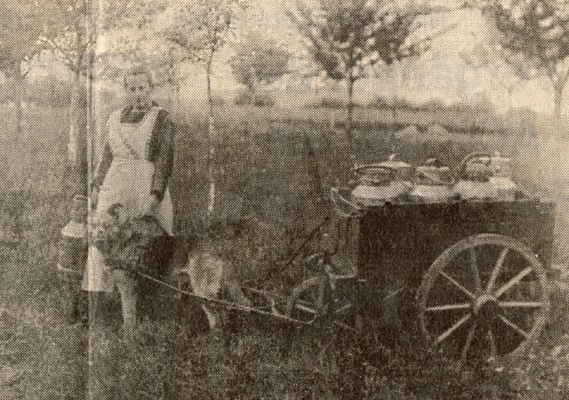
(124, 73), (152, 110)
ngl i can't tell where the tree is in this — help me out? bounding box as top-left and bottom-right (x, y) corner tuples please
(34, 0), (96, 181)
(0, 0), (43, 138)
(286, 0), (426, 156)
(485, 0), (569, 118)
(231, 30), (290, 93)
(461, 43), (526, 112)
(152, 0), (247, 219)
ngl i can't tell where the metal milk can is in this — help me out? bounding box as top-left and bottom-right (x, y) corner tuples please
(453, 153), (497, 200)
(453, 152), (517, 200)
(57, 194), (88, 322)
(351, 156), (412, 206)
(409, 159), (454, 203)
(488, 153), (516, 201)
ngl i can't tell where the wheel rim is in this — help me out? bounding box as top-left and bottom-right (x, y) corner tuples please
(286, 276), (360, 331)
(418, 234), (549, 363)
(286, 276), (327, 323)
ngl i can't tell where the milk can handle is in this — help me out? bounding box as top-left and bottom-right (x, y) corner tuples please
(455, 152), (493, 182)
(353, 164), (398, 175)
(330, 188), (361, 218)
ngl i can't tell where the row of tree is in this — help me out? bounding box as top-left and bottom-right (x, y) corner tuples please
(1, 0), (568, 217)
(0, 75), (120, 109)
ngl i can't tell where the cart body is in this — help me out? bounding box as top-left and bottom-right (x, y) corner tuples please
(330, 189), (556, 326)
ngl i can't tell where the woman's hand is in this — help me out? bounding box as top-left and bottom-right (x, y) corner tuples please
(140, 194), (160, 217)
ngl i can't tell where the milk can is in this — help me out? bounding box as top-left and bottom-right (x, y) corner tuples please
(351, 158), (412, 206)
(453, 152), (517, 201)
(453, 153), (499, 200)
(57, 195), (88, 323)
(488, 153), (517, 201)
(409, 159), (454, 203)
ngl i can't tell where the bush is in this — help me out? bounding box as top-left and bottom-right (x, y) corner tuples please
(368, 96), (390, 109)
(368, 96), (496, 116)
(311, 97), (348, 109)
(416, 98), (446, 112)
(234, 91), (275, 107)
(231, 31), (290, 93)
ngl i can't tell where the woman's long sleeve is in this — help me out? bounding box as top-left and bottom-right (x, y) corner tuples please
(150, 110), (174, 201)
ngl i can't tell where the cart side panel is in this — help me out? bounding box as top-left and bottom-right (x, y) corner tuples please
(329, 213), (360, 275)
(358, 198), (555, 293)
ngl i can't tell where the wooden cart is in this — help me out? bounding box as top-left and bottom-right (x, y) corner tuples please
(285, 187), (556, 363)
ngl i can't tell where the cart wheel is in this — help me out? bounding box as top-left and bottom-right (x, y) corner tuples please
(418, 234), (549, 364)
(286, 276), (361, 332)
(286, 276), (327, 324)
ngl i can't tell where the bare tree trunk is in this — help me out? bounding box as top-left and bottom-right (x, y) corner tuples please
(552, 69), (569, 121)
(69, 68), (82, 167)
(206, 49), (216, 220)
(507, 86), (514, 112)
(66, 67), (88, 196)
(13, 73), (24, 140)
(249, 66), (258, 94)
(554, 84), (563, 120)
(346, 76), (355, 161)
(391, 66), (400, 130)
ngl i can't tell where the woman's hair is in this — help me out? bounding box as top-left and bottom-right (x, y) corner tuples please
(123, 65), (154, 89)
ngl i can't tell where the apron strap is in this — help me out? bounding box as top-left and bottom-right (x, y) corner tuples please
(116, 107), (161, 160)
(117, 127), (143, 159)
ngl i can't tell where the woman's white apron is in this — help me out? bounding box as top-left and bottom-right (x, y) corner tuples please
(82, 106), (173, 292)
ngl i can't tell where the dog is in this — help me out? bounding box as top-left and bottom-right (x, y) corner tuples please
(170, 236), (251, 331)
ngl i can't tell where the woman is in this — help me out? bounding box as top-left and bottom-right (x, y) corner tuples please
(83, 66), (174, 335)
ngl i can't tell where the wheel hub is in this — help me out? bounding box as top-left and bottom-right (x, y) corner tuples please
(472, 294), (499, 322)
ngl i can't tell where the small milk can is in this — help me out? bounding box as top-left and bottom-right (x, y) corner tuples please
(410, 159), (454, 203)
(57, 195), (88, 322)
(488, 153), (517, 201)
(453, 153), (499, 200)
(351, 158), (412, 206)
(453, 152), (517, 201)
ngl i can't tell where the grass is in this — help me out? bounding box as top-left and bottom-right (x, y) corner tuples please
(1, 104), (569, 399)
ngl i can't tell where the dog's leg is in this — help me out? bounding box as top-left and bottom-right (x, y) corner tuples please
(113, 269), (137, 338)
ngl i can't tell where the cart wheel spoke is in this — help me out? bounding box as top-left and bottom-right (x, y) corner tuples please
(426, 303), (471, 312)
(460, 322), (477, 365)
(486, 248), (508, 293)
(494, 267), (533, 298)
(498, 301), (544, 309)
(294, 303), (318, 314)
(440, 271), (475, 299)
(498, 315), (530, 339)
(488, 328), (497, 360)
(435, 314), (471, 344)
(469, 247), (482, 293)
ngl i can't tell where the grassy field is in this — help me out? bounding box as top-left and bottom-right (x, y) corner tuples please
(1, 104), (569, 399)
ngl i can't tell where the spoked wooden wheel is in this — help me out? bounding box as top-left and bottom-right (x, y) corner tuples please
(418, 234), (549, 364)
(286, 276), (328, 324)
(286, 276), (360, 331)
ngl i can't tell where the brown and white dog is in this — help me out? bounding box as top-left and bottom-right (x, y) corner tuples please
(169, 238), (251, 331)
